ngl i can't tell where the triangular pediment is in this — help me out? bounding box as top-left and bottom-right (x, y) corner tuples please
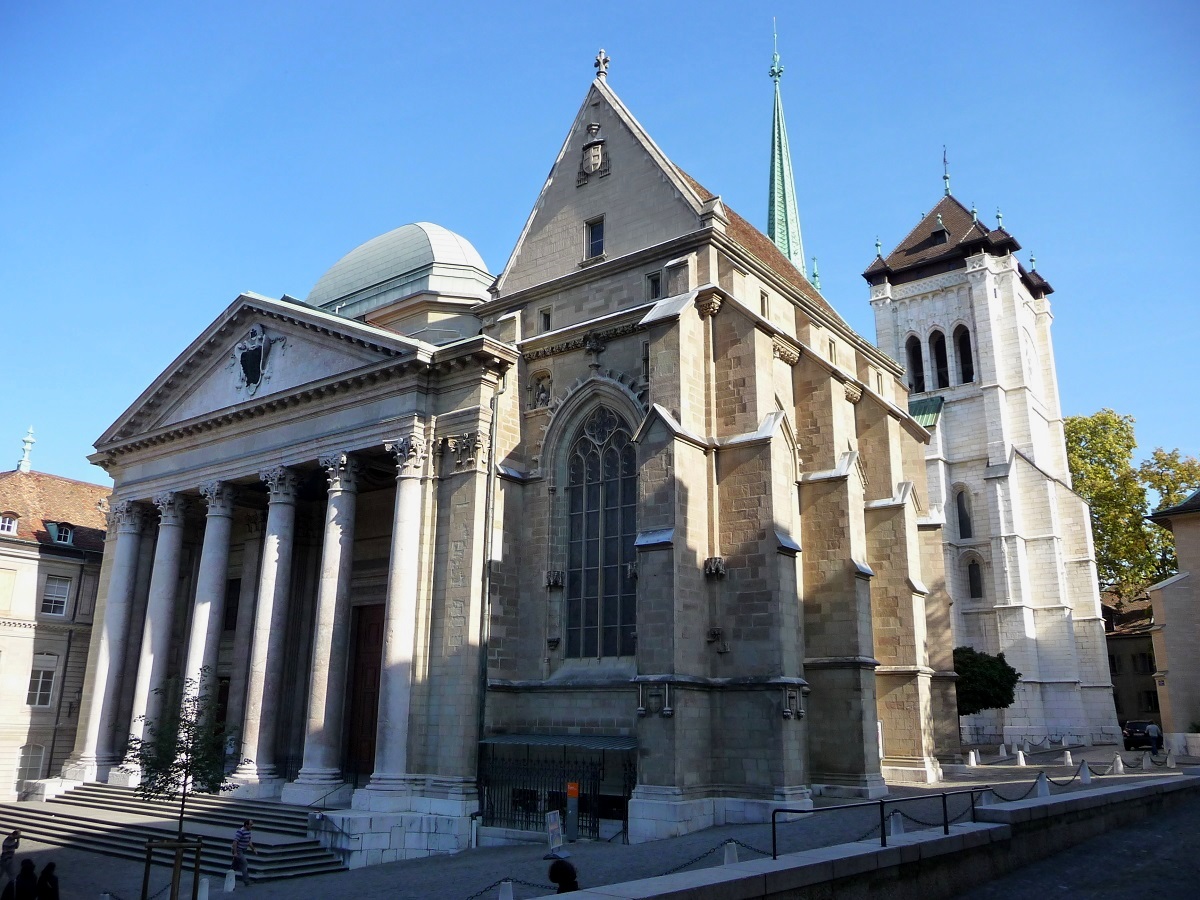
(98, 293), (434, 446)
(494, 78), (708, 296)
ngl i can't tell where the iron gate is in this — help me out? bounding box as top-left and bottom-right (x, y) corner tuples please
(478, 749), (605, 838)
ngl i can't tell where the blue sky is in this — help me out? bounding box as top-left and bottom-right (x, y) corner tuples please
(2, 1), (1196, 486)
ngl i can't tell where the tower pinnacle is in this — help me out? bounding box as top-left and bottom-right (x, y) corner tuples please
(943, 146), (951, 196)
(18, 426), (34, 473)
(767, 28), (807, 278)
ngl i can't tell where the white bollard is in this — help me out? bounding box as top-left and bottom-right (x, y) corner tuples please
(978, 790), (992, 806)
(1113, 753), (1125, 775)
(223, 871), (236, 894)
(498, 880), (514, 900)
(724, 840), (738, 865)
(1080, 761), (1092, 785)
(198, 878), (209, 900)
(1035, 772), (1050, 798)
(999, 743), (1008, 757)
(889, 810), (905, 836)
(1023, 741), (1031, 754)
(1167, 750), (1176, 769)
(1016, 750), (1027, 767)
(1062, 750), (1073, 767)
(1143, 751), (1153, 769)
(967, 750), (979, 766)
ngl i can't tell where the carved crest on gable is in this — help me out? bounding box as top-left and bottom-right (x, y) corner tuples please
(229, 324), (286, 396)
(577, 123), (610, 186)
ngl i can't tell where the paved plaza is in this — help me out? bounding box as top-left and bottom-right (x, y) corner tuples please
(7, 748), (1197, 900)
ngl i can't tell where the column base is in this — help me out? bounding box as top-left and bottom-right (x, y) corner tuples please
(881, 756), (944, 784)
(227, 766), (285, 799)
(107, 764), (142, 788)
(280, 780), (353, 809)
(626, 785), (814, 844)
(810, 772), (888, 799)
(60, 756), (99, 782)
(352, 774), (477, 815)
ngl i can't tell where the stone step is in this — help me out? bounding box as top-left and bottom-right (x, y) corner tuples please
(51, 783), (312, 836)
(0, 800), (345, 881)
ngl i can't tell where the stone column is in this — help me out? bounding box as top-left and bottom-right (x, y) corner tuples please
(358, 434), (427, 804)
(232, 466), (297, 794)
(62, 501), (146, 781)
(182, 481), (236, 694)
(223, 520), (263, 747)
(282, 453), (360, 806)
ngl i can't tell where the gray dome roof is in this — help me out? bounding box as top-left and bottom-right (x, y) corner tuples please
(308, 222), (489, 309)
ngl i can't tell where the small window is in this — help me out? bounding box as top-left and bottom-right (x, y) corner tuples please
(647, 273), (662, 300)
(967, 561), (983, 599)
(17, 744), (46, 789)
(930, 330), (950, 389)
(876, 372), (884, 394)
(539, 309), (552, 333)
(41, 575), (71, 616)
(956, 491), (974, 540)
(1109, 654), (1123, 676)
(827, 339), (837, 366)
(27, 655), (57, 707)
(49, 522), (73, 545)
(1139, 690), (1160, 713)
(586, 218), (605, 259)
(641, 341), (650, 383)
(954, 325), (975, 383)
(0, 515), (16, 535)
(760, 290), (769, 317)
(906, 336), (926, 393)
(1134, 652), (1156, 675)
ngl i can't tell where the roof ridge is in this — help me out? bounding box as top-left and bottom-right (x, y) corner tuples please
(0, 468), (110, 490)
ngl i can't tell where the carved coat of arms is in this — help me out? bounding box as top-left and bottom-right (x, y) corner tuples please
(577, 123), (609, 185)
(231, 324), (285, 396)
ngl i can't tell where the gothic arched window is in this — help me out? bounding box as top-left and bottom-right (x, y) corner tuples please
(906, 336), (926, 394)
(954, 325), (975, 384)
(930, 330), (950, 389)
(566, 406), (637, 658)
(956, 490), (974, 540)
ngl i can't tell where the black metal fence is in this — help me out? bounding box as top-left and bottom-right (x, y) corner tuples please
(478, 753), (605, 839)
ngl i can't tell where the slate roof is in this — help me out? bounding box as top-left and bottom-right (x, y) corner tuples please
(1149, 487), (1200, 525)
(677, 171), (848, 327)
(0, 469), (110, 553)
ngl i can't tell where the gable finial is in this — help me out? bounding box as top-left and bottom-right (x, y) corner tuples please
(769, 18), (784, 83)
(594, 49), (611, 81)
(971, 202), (978, 223)
(943, 145), (951, 196)
(875, 236), (882, 257)
(1030, 252), (1037, 270)
(936, 213), (944, 229)
(18, 426), (34, 473)
(811, 257), (821, 291)
(996, 207), (1004, 228)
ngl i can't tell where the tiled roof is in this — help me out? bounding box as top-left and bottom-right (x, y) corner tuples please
(1150, 486), (1200, 523)
(0, 469), (111, 553)
(676, 171), (848, 326)
(908, 396), (945, 428)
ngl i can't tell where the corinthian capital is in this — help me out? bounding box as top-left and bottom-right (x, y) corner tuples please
(320, 451), (362, 493)
(107, 499), (146, 534)
(259, 466), (298, 502)
(384, 435), (428, 478)
(199, 480), (236, 516)
(152, 491), (188, 526)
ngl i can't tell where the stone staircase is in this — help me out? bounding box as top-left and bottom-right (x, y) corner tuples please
(0, 783), (347, 881)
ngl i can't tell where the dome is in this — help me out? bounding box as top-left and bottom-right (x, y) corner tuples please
(307, 222), (490, 310)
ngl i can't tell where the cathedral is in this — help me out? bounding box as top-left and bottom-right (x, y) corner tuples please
(54, 49), (1108, 863)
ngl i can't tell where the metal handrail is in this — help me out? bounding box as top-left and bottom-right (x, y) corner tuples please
(770, 786), (990, 859)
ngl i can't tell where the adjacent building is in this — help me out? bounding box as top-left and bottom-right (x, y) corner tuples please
(0, 432), (109, 799)
(59, 56), (958, 861)
(865, 192), (1120, 746)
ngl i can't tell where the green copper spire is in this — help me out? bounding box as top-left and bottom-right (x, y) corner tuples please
(767, 28), (807, 278)
(811, 257), (821, 290)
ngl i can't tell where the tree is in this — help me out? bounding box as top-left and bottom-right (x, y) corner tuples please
(1065, 409), (1200, 600)
(119, 669), (235, 839)
(953, 647), (1021, 717)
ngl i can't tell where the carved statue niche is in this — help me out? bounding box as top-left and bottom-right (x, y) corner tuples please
(529, 371), (553, 410)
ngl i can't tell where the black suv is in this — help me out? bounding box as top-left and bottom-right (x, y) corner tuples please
(1122, 720), (1155, 750)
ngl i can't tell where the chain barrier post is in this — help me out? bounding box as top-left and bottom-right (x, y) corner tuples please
(1167, 750), (1176, 769)
(1113, 753), (1125, 775)
(1016, 750), (1027, 767)
(497, 880), (514, 900)
(1035, 772), (1050, 798)
(1080, 760), (1092, 785)
(1143, 751), (1152, 769)
(1062, 750), (1073, 767)
(879, 799), (887, 847)
(998, 743), (1007, 758)
(967, 750), (978, 766)
(723, 841), (738, 866)
(888, 810), (904, 837)
(941, 793), (950, 835)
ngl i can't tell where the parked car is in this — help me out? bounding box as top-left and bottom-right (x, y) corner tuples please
(1122, 720), (1155, 750)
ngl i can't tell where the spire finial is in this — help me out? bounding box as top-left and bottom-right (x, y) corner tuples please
(767, 26), (805, 278)
(875, 236), (882, 257)
(594, 49), (611, 80)
(769, 18), (784, 83)
(18, 426), (34, 473)
(811, 257), (821, 290)
(943, 145), (951, 196)
(996, 207), (1004, 228)
(971, 202), (978, 222)
(1030, 252), (1037, 270)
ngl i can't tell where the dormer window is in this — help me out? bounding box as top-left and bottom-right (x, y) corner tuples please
(0, 514), (16, 535)
(586, 217), (605, 260)
(47, 522), (73, 545)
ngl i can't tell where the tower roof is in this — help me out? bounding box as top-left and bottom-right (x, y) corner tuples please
(767, 44), (806, 277)
(863, 194), (1052, 296)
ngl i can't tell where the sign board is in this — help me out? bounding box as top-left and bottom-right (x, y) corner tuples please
(545, 809), (564, 852)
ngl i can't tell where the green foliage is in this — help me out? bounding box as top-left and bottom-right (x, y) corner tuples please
(1065, 410), (1200, 600)
(119, 668), (235, 838)
(953, 646), (1021, 717)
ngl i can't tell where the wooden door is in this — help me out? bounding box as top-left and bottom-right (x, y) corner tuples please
(346, 604), (384, 784)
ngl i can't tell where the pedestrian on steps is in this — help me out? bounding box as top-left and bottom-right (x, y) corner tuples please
(231, 820), (256, 887)
(0, 830), (19, 882)
(35, 862), (58, 900)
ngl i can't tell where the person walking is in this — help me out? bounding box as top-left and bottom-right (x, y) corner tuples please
(1147, 721), (1163, 755)
(12, 861), (36, 900)
(34, 863), (57, 900)
(231, 820), (256, 887)
(0, 830), (19, 883)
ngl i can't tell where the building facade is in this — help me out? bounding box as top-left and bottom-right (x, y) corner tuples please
(866, 195), (1120, 745)
(59, 63), (958, 861)
(0, 436), (108, 800)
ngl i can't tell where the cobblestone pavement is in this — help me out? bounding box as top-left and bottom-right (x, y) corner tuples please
(7, 747), (1195, 900)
